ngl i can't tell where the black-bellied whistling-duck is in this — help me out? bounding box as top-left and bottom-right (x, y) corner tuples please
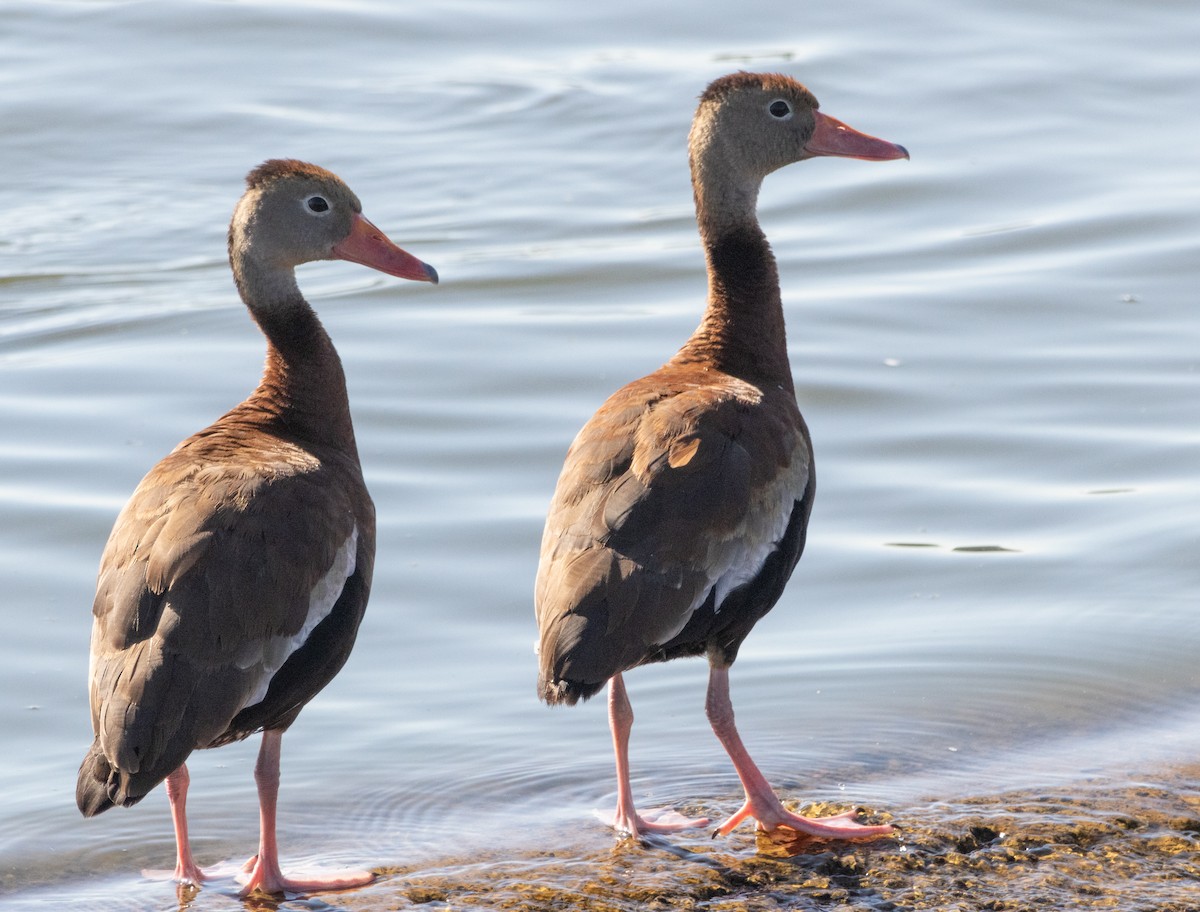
(76, 159), (437, 895)
(535, 73), (908, 841)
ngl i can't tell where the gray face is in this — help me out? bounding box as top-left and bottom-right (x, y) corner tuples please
(232, 172), (363, 270)
(692, 81), (822, 184)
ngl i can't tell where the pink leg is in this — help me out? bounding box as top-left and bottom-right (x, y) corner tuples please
(706, 664), (894, 840)
(237, 729), (375, 896)
(165, 764), (208, 884)
(601, 673), (709, 838)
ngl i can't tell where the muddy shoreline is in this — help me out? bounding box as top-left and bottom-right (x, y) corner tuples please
(307, 765), (1200, 912)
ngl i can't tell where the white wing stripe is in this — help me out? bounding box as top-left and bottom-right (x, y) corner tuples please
(237, 525), (358, 708)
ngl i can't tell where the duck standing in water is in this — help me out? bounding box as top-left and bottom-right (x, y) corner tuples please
(535, 73), (907, 840)
(77, 159), (437, 894)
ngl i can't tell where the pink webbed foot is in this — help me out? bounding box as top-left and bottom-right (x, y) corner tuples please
(146, 853), (376, 895)
(236, 854), (375, 897)
(597, 804), (711, 839)
(151, 763), (237, 886)
(704, 667), (895, 843)
(173, 859), (208, 886)
(141, 857), (246, 886)
(140, 865), (209, 886)
(602, 674), (712, 839)
(714, 796), (894, 840)
(236, 730), (377, 896)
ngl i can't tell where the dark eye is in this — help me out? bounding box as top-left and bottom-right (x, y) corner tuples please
(768, 100), (792, 119)
(306, 195), (330, 213)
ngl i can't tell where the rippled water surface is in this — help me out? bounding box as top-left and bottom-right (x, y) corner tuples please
(2, 1), (1198, 909)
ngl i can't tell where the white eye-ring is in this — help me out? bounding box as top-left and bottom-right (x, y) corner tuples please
(768, 99), (793, 120)
(304, 194), (331, 215)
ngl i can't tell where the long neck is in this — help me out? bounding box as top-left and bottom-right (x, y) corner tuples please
(232, 258), (356, 451)
(672, 164), (794, 389)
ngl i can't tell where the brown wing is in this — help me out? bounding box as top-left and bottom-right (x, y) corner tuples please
(535, 367), (810, 704)
(78, 425), (373, 814)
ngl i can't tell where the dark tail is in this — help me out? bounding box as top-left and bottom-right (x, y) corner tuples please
(537, 673), (605, 706)
(76, 740), (146, 818)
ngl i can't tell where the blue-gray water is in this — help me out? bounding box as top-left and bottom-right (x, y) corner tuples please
(2, 1), (1197, 909)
